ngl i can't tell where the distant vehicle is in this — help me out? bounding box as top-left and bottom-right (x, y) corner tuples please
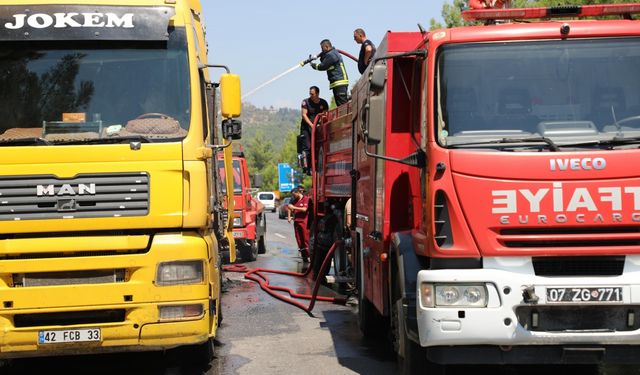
(257, 191), (277, 212)
(278, 197), (292, 219)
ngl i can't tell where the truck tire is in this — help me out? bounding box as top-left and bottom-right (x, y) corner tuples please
(240, 240), (258, 262)
(391, 268), (443, 375)
(258, 235), (266, 254)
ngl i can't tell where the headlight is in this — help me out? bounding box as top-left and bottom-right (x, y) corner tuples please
(434, 284), (488, 307)
(156, 260), (204, 286)
(420, 283), (488, 308)
(233, 216), (242, 227)
(420, 283), (434, 308)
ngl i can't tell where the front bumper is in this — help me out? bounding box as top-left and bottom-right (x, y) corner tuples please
(0, 301), (210, 358)
(417, 256), (640, 348)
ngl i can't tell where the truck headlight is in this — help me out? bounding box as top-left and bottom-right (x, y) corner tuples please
(156, 260), (204, 286)
(420, 283), (488, 308)
(233, 217), (242, 227)
(434, 284), (487, 307)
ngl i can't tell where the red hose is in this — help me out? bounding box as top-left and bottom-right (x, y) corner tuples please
(337, 49), (358, 63)
(223, 241), (347, 316)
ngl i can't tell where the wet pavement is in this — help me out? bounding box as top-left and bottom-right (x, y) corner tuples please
(210, 212), (397, 375)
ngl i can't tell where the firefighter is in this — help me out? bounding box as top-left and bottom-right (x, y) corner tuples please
(353, 28), (376, 74)
(287, 186), (310, 263)
(310, 39), (349, 106)
(298, 85), (328, 175)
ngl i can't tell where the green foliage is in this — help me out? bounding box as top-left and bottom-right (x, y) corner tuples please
(236, 103), (308, 192)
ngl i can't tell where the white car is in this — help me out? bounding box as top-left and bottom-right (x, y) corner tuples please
(256, 191), (277, 212)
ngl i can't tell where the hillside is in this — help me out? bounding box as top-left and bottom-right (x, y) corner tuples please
(238, 103), (299, 150)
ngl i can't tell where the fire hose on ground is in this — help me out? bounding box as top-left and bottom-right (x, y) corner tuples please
(222, 241), (347, 316)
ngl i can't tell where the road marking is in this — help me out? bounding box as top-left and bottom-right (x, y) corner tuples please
(274, 233), (286, 239)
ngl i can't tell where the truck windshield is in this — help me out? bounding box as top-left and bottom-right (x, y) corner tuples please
(219, 159), (243, 194)
(437, 38), (640, 148)
(0, 29), (190, 145)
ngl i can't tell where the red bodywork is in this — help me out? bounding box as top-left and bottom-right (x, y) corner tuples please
(312, 16), (640, 316)
(218, 154), (264, 243)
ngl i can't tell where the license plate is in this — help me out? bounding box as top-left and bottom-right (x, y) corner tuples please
(38, 328), (101, 344)
(546, 287), (623, 303)
(232, 231), (243, 238)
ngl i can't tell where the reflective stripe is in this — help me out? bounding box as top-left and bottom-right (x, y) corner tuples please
(330, 79), (349, 88)
(339, 62), (348, 81)
(328, 62), (349, 89)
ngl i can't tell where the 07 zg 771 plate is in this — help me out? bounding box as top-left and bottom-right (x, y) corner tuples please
(546, 287), (623, 303)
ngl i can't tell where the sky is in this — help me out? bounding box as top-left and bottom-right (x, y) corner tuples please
(204, 1), (446, 109)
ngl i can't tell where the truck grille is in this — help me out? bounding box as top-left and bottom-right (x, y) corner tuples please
(499, 226), (640, 248)
(0, 173), (149, 221)
(533, 256), (625, 276)
(12, 269), (126, 287)
(14, 309), (126, 328)
(516, 305), (640, 332)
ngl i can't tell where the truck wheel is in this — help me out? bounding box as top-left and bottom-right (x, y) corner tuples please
(258, 235), (266, 254)
(391, 270), (443, 375)
(240, 240), (258, 262)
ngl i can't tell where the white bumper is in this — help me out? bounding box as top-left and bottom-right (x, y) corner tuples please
(416, 256), (640, 347)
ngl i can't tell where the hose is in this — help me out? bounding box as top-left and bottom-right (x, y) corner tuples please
(223, 241), (347, 316)
(337, 49), (358, 63)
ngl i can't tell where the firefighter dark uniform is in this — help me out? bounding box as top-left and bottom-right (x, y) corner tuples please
(358, 39), (376, 74)
(311, 48), (349, 106)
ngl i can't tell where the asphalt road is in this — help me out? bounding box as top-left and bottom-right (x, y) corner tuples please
(210, 210), (398, 375)
(3, 211), (640, 374)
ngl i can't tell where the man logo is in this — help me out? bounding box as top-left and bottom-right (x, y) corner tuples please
(37, 183), (96, 196)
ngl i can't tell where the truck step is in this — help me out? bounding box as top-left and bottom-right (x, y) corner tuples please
(325, 275), (355, 284)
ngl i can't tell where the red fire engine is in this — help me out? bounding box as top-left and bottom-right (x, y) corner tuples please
(310, 3), (640, 373)
(218, 146), (266, 262)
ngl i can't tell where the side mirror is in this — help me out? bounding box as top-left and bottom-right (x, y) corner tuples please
(220, 74), (241, 119)
(252, 173), (263, 188)
(366, 95), (385, 144)
(369, 63), (387, 92)
(222, 119), (242, 140)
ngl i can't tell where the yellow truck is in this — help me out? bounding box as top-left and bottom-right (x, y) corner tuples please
(0, 0), (241, 360)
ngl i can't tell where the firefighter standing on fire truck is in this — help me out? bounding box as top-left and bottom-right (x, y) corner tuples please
(309, 39), (349, 106)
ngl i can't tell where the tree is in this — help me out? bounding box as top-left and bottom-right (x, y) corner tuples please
(244, 129), (278, 190)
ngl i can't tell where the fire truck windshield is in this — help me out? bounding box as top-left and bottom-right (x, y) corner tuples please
(218, 159), (243, 194)
(0, 28), (190, 145)
(437, 38), (640, 149)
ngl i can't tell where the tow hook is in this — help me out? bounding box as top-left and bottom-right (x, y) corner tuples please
(522, 285), (539, 304)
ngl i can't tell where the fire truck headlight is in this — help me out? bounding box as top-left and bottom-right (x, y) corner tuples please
(434, 284), (488, 307)
(156, 260), (204, 286)
(420, 283), (434, 308)
(233, 217), (242, 227)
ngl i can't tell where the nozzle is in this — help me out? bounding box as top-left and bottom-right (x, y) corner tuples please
(300, 54), (319, 66)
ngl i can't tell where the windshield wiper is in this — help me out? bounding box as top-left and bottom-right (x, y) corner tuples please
(560, 136), (640, 148)
(449, 136), (560, 151)
(55, 135), (155, 145)
(0, 137), (52, 146)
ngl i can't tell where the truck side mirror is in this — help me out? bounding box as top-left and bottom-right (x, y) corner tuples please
(220, 74), (242, 140)
(369, 63), (387, 92)
(252, 173), (263, 188)
(366, 95), (385, 145)
(220, 74), (241, 118)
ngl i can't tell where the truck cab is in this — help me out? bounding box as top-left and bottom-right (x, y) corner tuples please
(218, 148), (266, 262)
